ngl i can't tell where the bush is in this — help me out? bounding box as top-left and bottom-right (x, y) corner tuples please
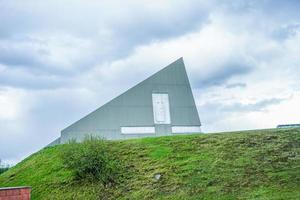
(61, 136), (120, 185)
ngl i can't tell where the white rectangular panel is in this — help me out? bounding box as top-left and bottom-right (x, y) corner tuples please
(172, 126), (201, 133)
(152, 93), (171, 124)
(121, 126), (155, 134)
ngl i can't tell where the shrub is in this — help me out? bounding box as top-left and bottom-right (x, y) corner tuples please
(61, 136), (120, 185)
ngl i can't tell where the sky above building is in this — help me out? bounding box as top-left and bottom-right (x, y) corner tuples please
(0, 0), (300, 164)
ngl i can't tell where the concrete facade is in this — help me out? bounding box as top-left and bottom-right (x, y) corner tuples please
(49, 58), (201, 145)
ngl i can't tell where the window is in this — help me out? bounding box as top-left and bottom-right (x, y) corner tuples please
(172, 126), (201, 133)
(121, 126), (155, 134)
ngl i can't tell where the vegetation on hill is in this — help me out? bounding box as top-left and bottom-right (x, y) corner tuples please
(61, 137), (120, 184)
(0, 128), (299, 199)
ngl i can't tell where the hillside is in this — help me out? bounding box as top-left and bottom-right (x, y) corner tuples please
(0, 129), (299, 200)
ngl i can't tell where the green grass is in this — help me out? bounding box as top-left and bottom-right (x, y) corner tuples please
(0, 128), (299, 199)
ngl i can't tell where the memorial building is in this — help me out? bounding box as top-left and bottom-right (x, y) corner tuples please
(49, 58), (201, 146)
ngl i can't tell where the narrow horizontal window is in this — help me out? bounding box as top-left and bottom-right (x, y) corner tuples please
(172, 126), (201, 133)
(121, 127), (155, 134)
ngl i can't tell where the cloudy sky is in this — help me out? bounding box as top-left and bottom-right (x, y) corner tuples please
(1, 0), (300, 165)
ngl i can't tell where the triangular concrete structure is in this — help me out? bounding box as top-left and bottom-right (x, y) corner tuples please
(50, 58), (201, 145)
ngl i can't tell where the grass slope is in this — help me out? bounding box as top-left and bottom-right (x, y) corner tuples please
(0, 129), (300, 200)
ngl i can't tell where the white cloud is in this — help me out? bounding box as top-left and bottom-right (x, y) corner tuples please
(0, 88), (27, 120)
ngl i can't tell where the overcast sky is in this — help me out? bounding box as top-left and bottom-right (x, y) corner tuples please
(1, 0), (300, 165)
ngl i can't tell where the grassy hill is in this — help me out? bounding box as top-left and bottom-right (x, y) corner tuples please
(0, 129), (299, 200)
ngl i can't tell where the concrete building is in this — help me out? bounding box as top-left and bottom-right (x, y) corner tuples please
(49, 58), (201, 146)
